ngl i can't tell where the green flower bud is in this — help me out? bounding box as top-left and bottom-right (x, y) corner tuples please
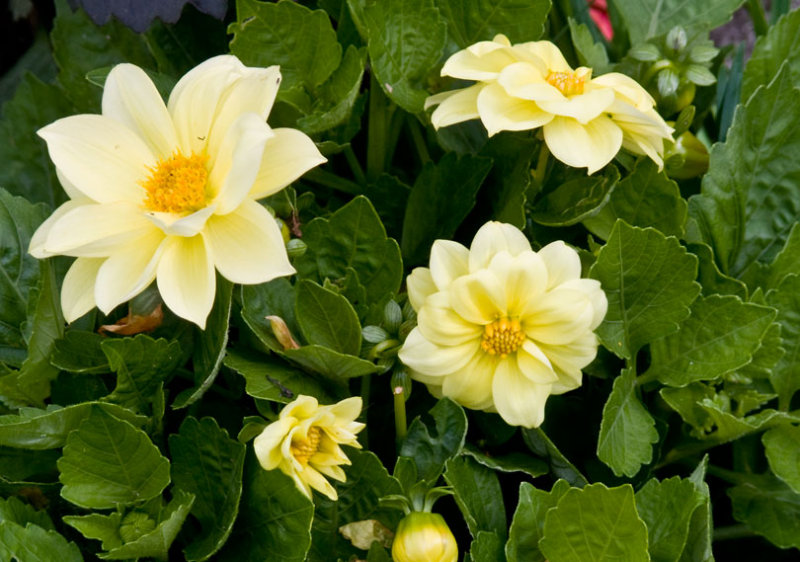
(665, 129), (709, 179)
(286, 238), (307, 259)
(275, 217), (291, 244)
(119, 511), (156, 543)
(391, 512), (458, 562)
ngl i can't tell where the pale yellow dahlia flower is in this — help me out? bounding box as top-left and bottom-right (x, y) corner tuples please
(426, 36), (673, 174)
(398, 222), (607, 428)
(254, 395), (365, 501)
(29, 55), (326, 328)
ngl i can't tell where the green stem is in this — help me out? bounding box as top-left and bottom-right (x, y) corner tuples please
(407, 116), (431, 165)
(360, 374), (371, 446)
(531, 143), (550, 186)
(394, 384), (407, 444)
(706, 463), (750, 485)
(714, 524), (758, 542)
(746, 0), (769, 36)
(655, 439), (726, 469)
(344, 145), (366, 187)
(303, 168), (362, 195)
(367, 74), (388, 182)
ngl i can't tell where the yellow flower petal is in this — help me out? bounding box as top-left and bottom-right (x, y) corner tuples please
(491, 358), (551, 428)
(429, 239), (470, 290)
(496, 62), (561, 102)
(468, 221), (531, 271)
(61, 257), (104, 323)
(397, 328), (477, 377)
(428, 84), (483, 129)
(441, 352), (496, 410)
(156, 234), (215, 328)
(523, 287), (595, 345)
(591, 72), (656, 110)
(536, 87), (615, 124)
(406, 267), (437, 311)
(537, 241), (581, 290)
(485, 250), (548, 314)
(441, 39), (520, 81)
(254, 417), (297, 470)
(543, 114), (622, 174)
(477, 82), (553, 136)
(29, 200), (86, 258)
(449, 270), (506, 324)
(516, 343), (558, 384)
(249, 128), (327, 200)
(418, 292), (483, 346)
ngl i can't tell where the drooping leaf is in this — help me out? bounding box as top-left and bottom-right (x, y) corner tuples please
(531, 166), (620, 227)
(295, 279), (361, 355)
(728, 473), (800, 550)
(762, 424), (800, 495)
(57, 407), (170, 509)
(400, 398), (467, 483)
(434, 0), (551, 46)
(462, 446), (548, 479)
(0, 521), (82, 562)
(589, 221), (700, 359)
(0, 446), (59, 483)
(444, 455), (506, 539)
(539, 483), (649, 562)
(521, 428), (588, 487)
(765, 274), (800, 409)
(741, 7), (800, 101)
(169, 417), (246, 561)
(597, 368), (658, 477)
(505, 480), (570, 562)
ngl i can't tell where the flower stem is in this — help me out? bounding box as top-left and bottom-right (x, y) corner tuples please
(407, 115), (431, 165)
(303, 167), (362, 195)
(360, 374), (371, 446)
(367, 74), (389, 182)
(344, 145), (366, 187)
(394, 384), (408, 444)
(745, 0), (769, 36)
(531, 143), (550, 186)
(655, 439), (726, 469)
(714, 524), (758, 542)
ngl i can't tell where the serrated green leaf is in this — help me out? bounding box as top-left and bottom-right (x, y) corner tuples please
(589, 221), (700, 359)
(758, 222), (800, 290)
(57, 407), (170, 509)
(401, 153), (492, 265)
(0, 521), (82, 562)
(170, 417), (245, 561)
(635, 476), (704, 562)
(435, 0), (551, 46)
(687, 242), (747, 298)
(444, 455), (506, 539)
(583, 159), (687, 240)
(597, 368), (658, 477)
(765, 274), (800, 409)
(660, 383), (716, 433)
(470, 530), (504, 562)
(680, 457), (713, 562)
(224, 349), (333, 404)
(742, 7), (800, 101)
(51, 331), (108, 374)
(230, 0), (342, 100)
(568, 18), (611, 74)
(697, 399), (800, 442)
(690, 65), (800, 277)
(521, 428), (588, 487)
(539, 483), (649, 562)
(645, 295), (776, 387)
(295, 196), (402, 305)
(99, 490), (195, 560)
(0, 402), (145, 450)
(100, 335), (181, 413)
(348, 0), (447, 113)
(532, 166), (620, 227)
(609, 0), (743, 44)
(63, 512), (123, 551)
(240, 278), (299, 354)
(729, 473), (800, 550)
(505, 480), (570, 562)
(763, 424), (800, 494)
(400, 398), (467, 483)
(296, 279), (361, 355)
(0, 496), (53, 530)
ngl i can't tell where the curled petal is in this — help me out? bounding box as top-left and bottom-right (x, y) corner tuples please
(543, 114), (622, 174)
(477, 82), (553, 136)
(537, 241), (581, 289)
(61, 258), (104, 323)
(428, 84), (483, 129)
(449, 270), (506, 324)
(441, 352), (496, 410)
(249, 128), (327, 201)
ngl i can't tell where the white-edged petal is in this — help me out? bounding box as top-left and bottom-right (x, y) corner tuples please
(248, 127), (327, 201)
(406, 267), (437, 311)
(428, 84), (483, 129)
(491, 358), (551, 428)
(204, 199), (295, 284)
(469, 221), (531, 271)
(102, 63), (178, 157)
(398, 328), (477, 377)
(38, 114), (153, 204)
(61, 257), (104, 323)
(477, 82), (553, 136)
(156, 234), (215, 328)
(429, 239), (470, 291)
(543, 114), (622, 174)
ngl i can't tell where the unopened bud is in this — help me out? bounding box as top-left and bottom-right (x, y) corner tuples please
(266, 315), (300, 350)
(391, 512), (458, 562)
(286, 238), (307, 259)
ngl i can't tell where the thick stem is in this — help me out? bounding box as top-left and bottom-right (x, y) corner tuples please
(714, 524), (758, 542)
(367, 74), (389, 182)
(407, 116), (431, 165)
(344, 145), (366, 187)
(394, 384), (408, 444)
(531, 142), (550, 186)
(746, 0), (769, 36)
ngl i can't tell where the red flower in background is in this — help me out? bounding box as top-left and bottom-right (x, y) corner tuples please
(589, 0), (613, 40)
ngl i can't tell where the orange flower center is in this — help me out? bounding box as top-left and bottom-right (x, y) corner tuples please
(141, 151), (209, 213)
(546, 71), (585, 96)
(481, 318), (525, 358)
(291, 426), (322, 464)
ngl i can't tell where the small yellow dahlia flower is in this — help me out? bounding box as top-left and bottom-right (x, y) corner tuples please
(29, 55), (326, 328)
(253, 395), (365, 501)
(398, 222), (607, 428)
(392, 512), (458, 562)
(426, 36), (673, 173)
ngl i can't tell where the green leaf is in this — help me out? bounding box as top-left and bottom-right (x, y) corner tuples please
(401, 153), (492, 265)
(479, 134), (536, 228)
(531, 166), (620, 227)
(434, 0), (551, 46)
(308, 449), (401, 562)
(763, 424), (800, 494)
(589, 221), (700, 359)
(765, 274), (800, 409)
(729, 473), (800, 550)
(101, 335), (181, 413)
(444, 455), (506, 540)
(470, 530), (505, 562)
(240, 278), (299, 354)
(568, 18), (610, 74)
(400, 398), (467, 483)
(0, 188), (48, 367)
(295, 196), (402, 305)
(634, 477), (704, 562)
(99, 490), (195, 560)
(348, 0), (447, 113)
(224, 349), (334, 404)
(0, 75), (74, 207)
(462, 447), (548, 478)
(597, 368), (658, 477)
(0, 402), (145, 450)
(689, 65), (800, 277)
(230, 0), (341, 100)
(609, 0), (743, 44)
(521, 428), (588, 487)
(173, 277), (233, 408)
(759, 222), (800, 290)
(742, 7), (800, 102)
(0, 521), (82, 562)
(0, 446), (59, 482)
(505, 480), (570, 562)
(687, 242), (747, 298)
(282, 345), (379, 381)
(170, 417), (246, 561)
(539, 483), (649, 562)
(296, 279), (361, 354)
(645, 295), (776, 387)
(57, 407), (170, 509)
(51, 331), (108, 374)
(680, 457), (713, 562)
(0, 496), (53, 530)
(582, 159), (687, 240)
(696, 398), (799, 442)
(63, 512), (123, 551)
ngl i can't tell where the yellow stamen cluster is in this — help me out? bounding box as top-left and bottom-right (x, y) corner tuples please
(481, 318), (525, 358)
(291, 426), (322, 464)
(141, 152), (209, 214)
(546, 71), (585, 96)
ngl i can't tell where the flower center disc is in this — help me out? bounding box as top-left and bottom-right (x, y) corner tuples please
(546, 71), (585, 96)
(141, 152), (209, 213)
(291, 426), (322, 464)
(481, 318), (525, 358)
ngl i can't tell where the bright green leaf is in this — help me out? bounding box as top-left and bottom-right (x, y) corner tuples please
(0, 521), (82, 562)
(679, 457), (713, 562)
(435, 0), (551, 46)
(63, 512), (123, 551)
(400, 398), (467, 483)
(505, 480), (570, 562)
(296, 279), (361, 355)
(0, 496), (53, 530)
(282, 344), (379, 381)
(763, 424), (800, 494)
(765, 274), (800, 409)
(609, 0), (743, 44)
(742, 7), (800, 101)
(444, 455), (506, 539)
(729, 473), (800, 550)
(568, 18), (610, 74)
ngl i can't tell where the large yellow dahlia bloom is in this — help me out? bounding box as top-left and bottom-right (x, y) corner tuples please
(426, 35), (673, 174)
(29, 55), (326, 328)
(398, 222), (607, 428)
(254, 395), (365, 501)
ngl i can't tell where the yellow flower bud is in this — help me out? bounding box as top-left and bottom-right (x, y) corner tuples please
(391, 512), (458, 562)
